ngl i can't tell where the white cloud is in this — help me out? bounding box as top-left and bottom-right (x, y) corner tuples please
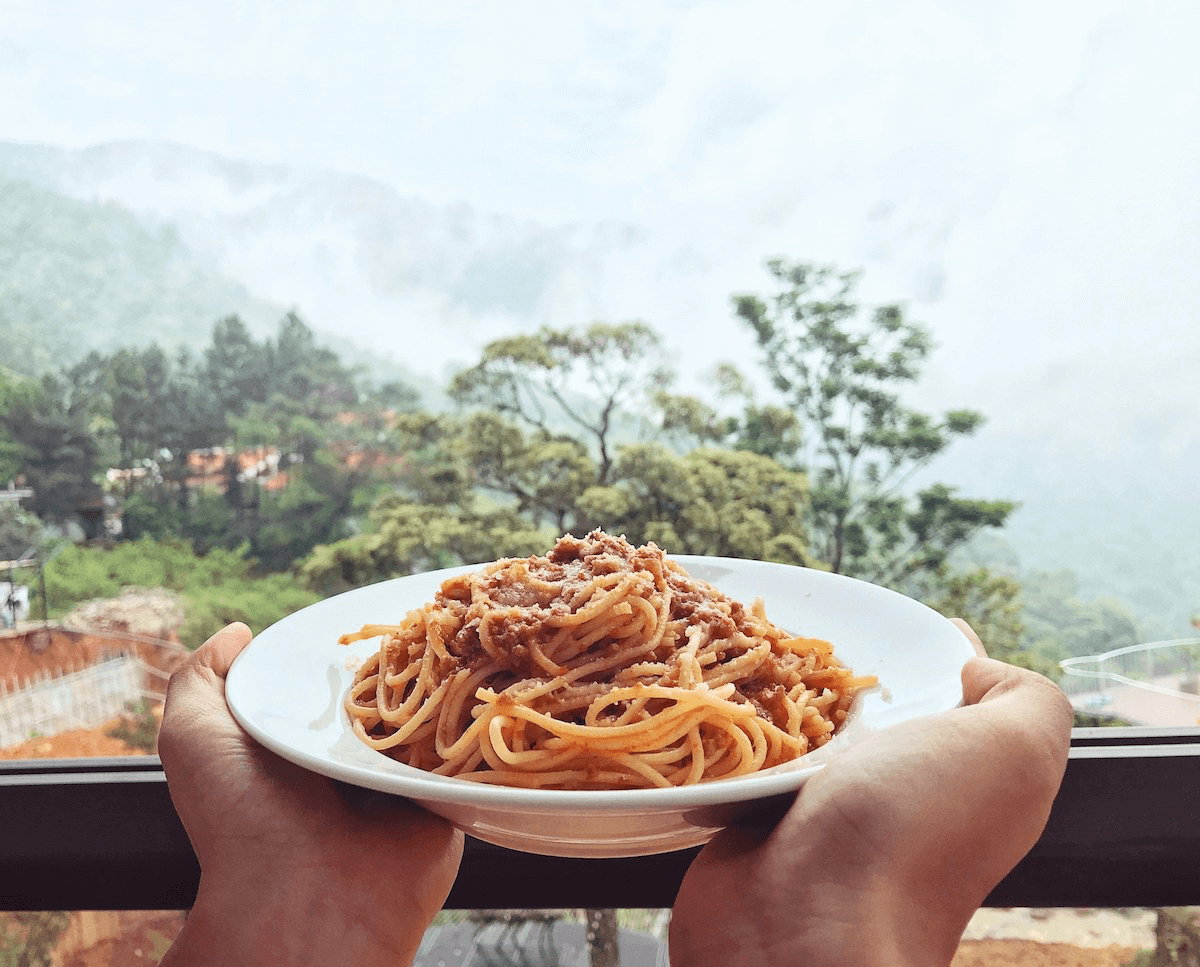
(3, 0), (1199, 516)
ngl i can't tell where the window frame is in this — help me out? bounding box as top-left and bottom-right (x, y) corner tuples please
(1, 727), (1197, 911)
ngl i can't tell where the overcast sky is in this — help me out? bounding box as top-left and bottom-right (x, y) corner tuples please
(2, 0), (1198, 485)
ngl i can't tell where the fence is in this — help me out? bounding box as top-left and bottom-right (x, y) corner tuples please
(0, 654), (153, 747)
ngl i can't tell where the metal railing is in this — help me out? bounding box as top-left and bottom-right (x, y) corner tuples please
(1, 727), (1197, 912)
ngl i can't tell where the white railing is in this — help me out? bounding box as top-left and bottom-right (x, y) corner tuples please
(0, 654), (153, 747)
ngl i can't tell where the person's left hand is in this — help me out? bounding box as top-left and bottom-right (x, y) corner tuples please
(158, 622), (464, 967)
(669, 624), (1073, 967)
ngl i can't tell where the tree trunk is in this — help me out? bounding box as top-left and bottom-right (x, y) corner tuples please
(585, 908), (620, 967)
(1153, 908), (1200, 966)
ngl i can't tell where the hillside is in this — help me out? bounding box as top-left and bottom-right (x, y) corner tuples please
(0, 139), (644, 380)
(1, 137), (1195, 631)
(0, 175), (285, 375)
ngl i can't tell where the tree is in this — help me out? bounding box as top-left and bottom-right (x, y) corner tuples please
(449, 322), (669, 484)
(0, 503), (43, 562)
(732, 259), (1013, 583)
(1019, 568), (1142, 662)
(0, 374), (102, 528)
(266, 311), (359, 409)
(0, 369), (32, 485)
(652, 362), (804, 462)
(453, 411), (597, 533)
(67, 345), (179, 479)
(202, 314), (272, 422)
(577, 445), (811, 563)
(585, 909), (620, 967)
(300, 496), (548, 596)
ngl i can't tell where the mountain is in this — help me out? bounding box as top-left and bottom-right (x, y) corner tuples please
(0, 139), (646, 380)
(0, 175), (285, 374)
(2, 138), (1197, 632)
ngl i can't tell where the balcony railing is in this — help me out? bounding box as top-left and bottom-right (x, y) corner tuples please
(1, 726), (1197, 912)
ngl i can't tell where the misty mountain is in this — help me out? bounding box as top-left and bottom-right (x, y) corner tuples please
(0, 174), (285, 374)
(0, 139), (645, 378)
(2, 138), (1196, 634)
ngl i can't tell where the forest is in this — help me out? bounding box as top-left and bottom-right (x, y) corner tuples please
(0, 258), (1152, 678)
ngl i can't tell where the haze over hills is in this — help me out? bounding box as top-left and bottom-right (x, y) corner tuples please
(0, 173), (285, 373)
(0, 139), (650, 384)
(2, 138), (1197, 631)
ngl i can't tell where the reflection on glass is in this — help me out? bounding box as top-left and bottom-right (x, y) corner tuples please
(1061, 639), (1200, 728)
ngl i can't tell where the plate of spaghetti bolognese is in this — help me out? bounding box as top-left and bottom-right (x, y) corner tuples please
(226, 531), (975, 857)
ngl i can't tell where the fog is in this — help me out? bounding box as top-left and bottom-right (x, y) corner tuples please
(3, 0), (1198, 619)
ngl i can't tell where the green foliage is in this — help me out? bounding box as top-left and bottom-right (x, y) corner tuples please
(449, 322), (670, 483)
(105, 700), (160, 753)
(0, 911), (70, 967)
(455, 412), (597, 533)
(237, 469), (354, 573)
(1073, 710), (1136, 727)
(1020, 569), (1141, 662)
(910, 566), (1061, 679)
(582, 445), (811, 563)
(652, 362), (804, 462)
(0, 503), (44, 562)
(40, 538), (320, 647)
(0, 176), (282, 377)
(66, 345), (186, 472)
(732, 259), (1009, 583)
(52, 314), (381, 571)
(0, 368), (33, 485)
(301, 497), (550, 596)
(302, 430), (816, 593)
(0, 373), (103, 527)
(178, 570), (321, 647)
(120, 492), (185, 543)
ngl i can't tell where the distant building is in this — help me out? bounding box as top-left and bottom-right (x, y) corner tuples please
(184, 446), (290, 494)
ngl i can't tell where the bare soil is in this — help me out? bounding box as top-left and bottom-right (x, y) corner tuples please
(0, 709), (159, 758)
(1, 587), (189, 691)
(953, 939), (1140, 966)
(57, 911), (186, 967)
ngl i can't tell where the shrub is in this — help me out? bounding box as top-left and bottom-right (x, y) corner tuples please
(39, 537), (321, 648)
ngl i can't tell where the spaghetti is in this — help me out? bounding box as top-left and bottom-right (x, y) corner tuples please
(340, 531), (876, 789)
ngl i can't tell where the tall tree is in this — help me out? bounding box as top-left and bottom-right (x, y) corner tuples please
(577, 444), (811, 563)
(202, 314), (272, 423)
(0, 369), (32, 485)
(0, 374), (102, 528)
(267, 311), (359, 408)
(733, 259), (1013, 583)
(449, 322), (669, 484)
(67, 345), (179, 476)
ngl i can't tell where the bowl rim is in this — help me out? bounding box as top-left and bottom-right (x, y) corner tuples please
(227, 555), (972, 813)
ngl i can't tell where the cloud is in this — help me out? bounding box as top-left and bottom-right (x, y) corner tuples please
(3, 0), (1198, 463)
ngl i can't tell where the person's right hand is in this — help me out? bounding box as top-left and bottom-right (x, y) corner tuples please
(670, 644), (1074, 967)
(159, 622), (463, 967)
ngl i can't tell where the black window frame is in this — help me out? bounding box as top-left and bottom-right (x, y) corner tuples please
(1, 726), (1197, 912)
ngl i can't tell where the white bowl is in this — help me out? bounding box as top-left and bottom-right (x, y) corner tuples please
(226, 556), (974, 857)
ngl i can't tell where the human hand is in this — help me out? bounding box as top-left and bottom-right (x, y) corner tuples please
(669, 623), (1073, 967)
(158, 623), (463, 967)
